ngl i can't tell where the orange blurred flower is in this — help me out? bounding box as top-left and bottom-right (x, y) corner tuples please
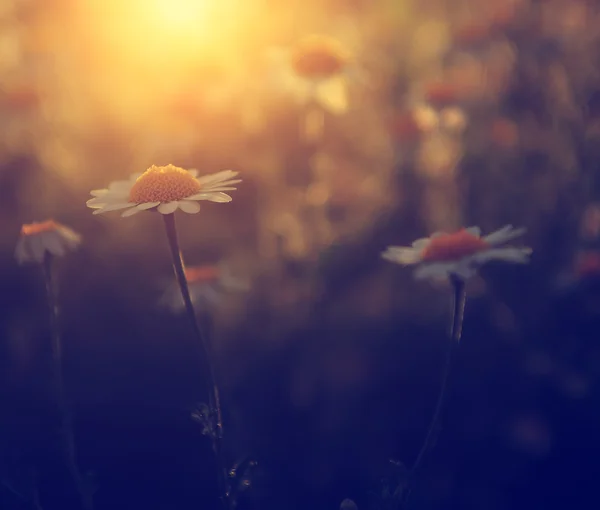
(382, 225), (531, 281)
(290, 34), (351, 80)
(15, 220), (81, 265)
(423, 82), (460, 108)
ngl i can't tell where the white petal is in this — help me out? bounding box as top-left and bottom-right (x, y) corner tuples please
(86, 198), (106, 208)
(188, 192), (232, 203)
(121, 206), (144, 217)
(451, 259), (478, 280)
(203, 178), (242, 188)
(137, 201), (161, 210)
(158, 201), (179, 214)
(483, 225), (527, 246)
(43, 232), (66, 257)
(197, 170), (239, 186)
(203, 183), (241, 193)
(30, 235), (45, 263)
(472, 247), (532, 265)
(121, 201), (160, 216)
(57, 227), (82, 249)
(90, 188), (109, 197)
(382, 246), (422, 265)
(14, 238), (27, 264)
(92, 202), (133, 215)
(178, 201), (201, 214)
(411, 238), (431, 250)
(464, 226), (481, 237)
(414, 262), (461, 280)
(188, 169), (198, 177)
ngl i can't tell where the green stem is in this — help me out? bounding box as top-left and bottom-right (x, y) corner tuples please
(161, 213), (229, 510)
(43, 254), (93, 510)
(399, 274), (466, 509)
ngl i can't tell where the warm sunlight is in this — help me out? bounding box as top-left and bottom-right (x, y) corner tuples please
(146, 0), (211, 30)
(81, 0), (259, 71)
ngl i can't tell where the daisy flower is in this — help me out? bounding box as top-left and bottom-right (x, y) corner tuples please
(267, 34), (354, 115)
(86, 164), (240, 217)
(15, 220), (81, 265)
(161, 262), (250, 312)
(382, 225), (532, 281)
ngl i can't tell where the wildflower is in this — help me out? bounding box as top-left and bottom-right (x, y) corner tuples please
(15, 220), (81, 265)
(161, 262), (249, 312)
(267, 34), (354, 114)
(86, 164), (240, 217)
(290, 34), (351, 81)
(382, 225), (531, 281)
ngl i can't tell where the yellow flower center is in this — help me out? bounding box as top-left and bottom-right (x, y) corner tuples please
(128, 164), (201, 203)
(291, 35), (350, 79)
(421, 229), (489, 262)
(21, 220), (59, 236)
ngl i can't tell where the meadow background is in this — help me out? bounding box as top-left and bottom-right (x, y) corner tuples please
(1, 0), (600, 508)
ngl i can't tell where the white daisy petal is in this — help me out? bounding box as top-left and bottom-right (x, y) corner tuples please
(90, 189), (109, 197)
(92, 202), (133, 214)
(158, 201), (180, 214)
(473, 247), (532, 264)
(414, 262), (457, 280)
(196, 186), (238, 193)
(86, 198), (106, 208)
(411, 238), (431, 250)
(58, 228), (82, 249)
(451, 259), (479, 280)
(188, 169), (198, 177)
(188, 192), (232, 203)
(197, 170), (239, 186)
(204, 179), (242, 188)
(43, 232), (66, 257)
(136, 201), (161, 211)
(14, 239), (27, 265)
(381, 246), (422, 265)
(464, 226), (482, 237)
(121, 206), (144, 217)
(483, 225), (526, 246)
(178, 201), (201, 214)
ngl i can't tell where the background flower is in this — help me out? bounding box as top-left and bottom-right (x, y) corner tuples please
(15, 220), (81, 264)
(382, 225), (532, 281)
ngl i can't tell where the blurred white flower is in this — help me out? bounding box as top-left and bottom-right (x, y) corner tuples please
(266, 34), (355, 115)
(161, 262), (249, 312)
(15, 220), (81, 265)
(86, 164), (240, 217)
(382, 225), (531, 281)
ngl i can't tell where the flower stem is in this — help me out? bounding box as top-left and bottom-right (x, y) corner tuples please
(161, 213), (229, 510)
(42, 254), (93, 510)
(400, 275), (466, 508)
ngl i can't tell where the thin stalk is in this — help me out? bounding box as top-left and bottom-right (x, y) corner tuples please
(399, 275), (466, 509)
(42, 254), (93, 510)
(161, 213), (229, 510)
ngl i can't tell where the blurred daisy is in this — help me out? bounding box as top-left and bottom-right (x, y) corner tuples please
(267, 34), (354, 114)
(161, 262), (249, 312)
(86, 164), (240, 217)
(382, 225), (531, 281)
(15, 220), (81, 265)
